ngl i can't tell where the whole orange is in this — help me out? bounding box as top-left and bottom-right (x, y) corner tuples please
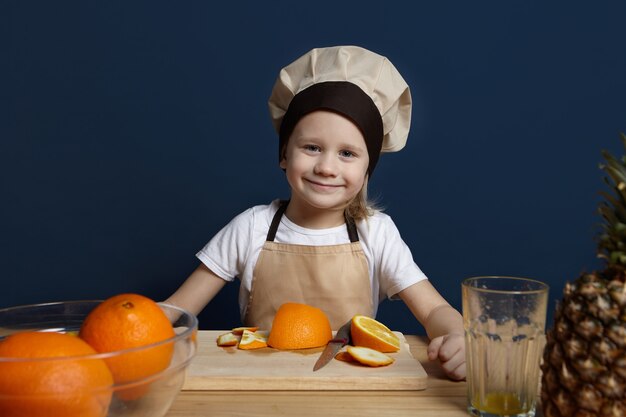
(267, 302), (332, 350)
(0, 331), (113, 417)
(79, 293), (175, 400)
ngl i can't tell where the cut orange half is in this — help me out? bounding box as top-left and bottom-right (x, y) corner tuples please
(238, 329), (268, 350)
(267, 303), (332, 350)
(350, 315), (400, 353)
(346, 346), (395, 367)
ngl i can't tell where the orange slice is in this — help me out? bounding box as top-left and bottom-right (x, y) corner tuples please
(346, 346), (395, 367)
(237, 329), (268, 350)
(334, 351), (356, 362)
(231, 326), (259, 335)
(350, 315), (400, 353)
(217, 332), (240, 347)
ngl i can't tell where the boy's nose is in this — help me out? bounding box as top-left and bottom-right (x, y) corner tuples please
(314, 154), (338, 176)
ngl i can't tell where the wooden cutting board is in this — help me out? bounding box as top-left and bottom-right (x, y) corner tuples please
(182, 330), (427, 391)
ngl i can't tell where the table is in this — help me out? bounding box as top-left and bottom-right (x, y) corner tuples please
(165, 335), (470, 417)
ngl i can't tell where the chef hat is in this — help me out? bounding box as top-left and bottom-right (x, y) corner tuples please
(268, 45), (412, 176)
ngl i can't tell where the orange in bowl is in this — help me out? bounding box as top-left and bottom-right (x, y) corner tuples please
(0, 331), (113, 417)
(79, 293), (175, 400)
(267, 303), (332, 350)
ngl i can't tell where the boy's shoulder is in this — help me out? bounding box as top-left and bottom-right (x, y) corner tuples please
(354, 210), (397, 237)
(247, 199), (281, 217)
(361, 209), (394, 226)
(231, 199), (281, 226)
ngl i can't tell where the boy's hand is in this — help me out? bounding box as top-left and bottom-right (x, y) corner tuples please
(427, 332), (466, 381)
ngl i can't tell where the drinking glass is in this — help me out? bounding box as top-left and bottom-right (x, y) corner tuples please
(462, 276), (549, 417)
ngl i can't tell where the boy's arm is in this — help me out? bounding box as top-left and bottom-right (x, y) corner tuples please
(397, 280), (465, 380)
(397, 280), (463, 338)
(164, 263), (227, 316)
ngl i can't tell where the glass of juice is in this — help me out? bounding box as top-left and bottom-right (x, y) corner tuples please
(462, 276), (549, 417)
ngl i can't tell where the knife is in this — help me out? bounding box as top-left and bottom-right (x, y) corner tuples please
(313, 319), (351, 371)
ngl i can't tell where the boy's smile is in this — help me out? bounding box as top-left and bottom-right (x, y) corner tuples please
(280, 110), (369, 228)
(305, 179), (343, 192)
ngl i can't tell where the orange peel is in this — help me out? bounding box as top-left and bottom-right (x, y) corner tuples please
(237, 330), (268, 350)
(216, 332), (240, 347)
(231, 326), (259, 335)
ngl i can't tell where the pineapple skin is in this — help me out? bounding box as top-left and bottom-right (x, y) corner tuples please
(541, 269), (626, 417)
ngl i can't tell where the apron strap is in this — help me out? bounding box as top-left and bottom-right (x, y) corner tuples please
(266, 200), (360, 243)
(344, 213), (359, 243)
(266, 200), (289, 242)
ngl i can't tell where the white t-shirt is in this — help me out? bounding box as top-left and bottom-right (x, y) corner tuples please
(197, 200), (428, 320)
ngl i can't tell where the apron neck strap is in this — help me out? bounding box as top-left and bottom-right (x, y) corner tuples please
(266, 200), (359, 243)
(344, 212), (359, 243)
(266, 200), (289, 242)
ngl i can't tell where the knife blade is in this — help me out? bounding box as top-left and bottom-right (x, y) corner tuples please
(313, 319), (352, 371)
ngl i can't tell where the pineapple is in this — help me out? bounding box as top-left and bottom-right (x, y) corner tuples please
(541, 133), (626, 417)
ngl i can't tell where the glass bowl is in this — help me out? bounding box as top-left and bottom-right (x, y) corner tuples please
(0, 300), (198, 417)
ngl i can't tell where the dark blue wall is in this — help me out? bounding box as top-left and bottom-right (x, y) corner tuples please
(2, 1), (626, 334)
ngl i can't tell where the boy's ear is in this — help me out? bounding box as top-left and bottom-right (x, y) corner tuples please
(278, 143), (287, 169)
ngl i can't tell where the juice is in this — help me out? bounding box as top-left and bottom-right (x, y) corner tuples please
(472, 392), (526, 415)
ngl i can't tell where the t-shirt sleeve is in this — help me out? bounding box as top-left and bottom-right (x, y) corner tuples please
(376, 215), (428, 299)
(195, 208), (254, 282)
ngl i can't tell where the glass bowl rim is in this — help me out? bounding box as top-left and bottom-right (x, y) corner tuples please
(0, 300), (198, 363)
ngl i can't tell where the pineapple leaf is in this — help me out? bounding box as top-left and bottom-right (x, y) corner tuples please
(598, 134), (626, 268)
(602, 155), (626, 195)
(601, 146), (626, 204)
(599, 191), (626, 223)
(599, 203), (618, 226)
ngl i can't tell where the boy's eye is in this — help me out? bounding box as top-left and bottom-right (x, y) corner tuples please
(339, 150), (355, 158)
(303, 144), (321, 152)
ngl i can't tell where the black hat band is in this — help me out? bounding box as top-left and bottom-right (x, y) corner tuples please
(278, 81), (384, 177)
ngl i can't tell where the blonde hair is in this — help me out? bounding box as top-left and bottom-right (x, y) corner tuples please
(345, 175), (381, 221)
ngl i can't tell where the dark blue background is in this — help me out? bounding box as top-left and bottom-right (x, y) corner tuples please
(2, 1), (626, 334)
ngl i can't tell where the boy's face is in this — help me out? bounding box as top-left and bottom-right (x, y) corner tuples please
(280, 110), (369, 217)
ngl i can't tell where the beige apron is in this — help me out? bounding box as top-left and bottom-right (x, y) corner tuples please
(244, 201), (373, 330)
